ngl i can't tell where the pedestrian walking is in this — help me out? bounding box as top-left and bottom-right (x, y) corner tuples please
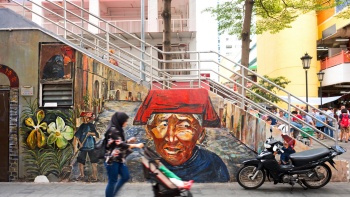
(104, 112), (140, 197)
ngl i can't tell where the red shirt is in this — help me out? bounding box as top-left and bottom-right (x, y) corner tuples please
(292, 114), (302, 122)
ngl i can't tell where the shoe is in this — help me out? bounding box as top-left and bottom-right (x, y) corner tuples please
(76, 175), (84, 181)
(339, 140), (342, 142)
(346, 141), (348, 143)
(183, 180), (194, 190)
(88, 177), (98, 182)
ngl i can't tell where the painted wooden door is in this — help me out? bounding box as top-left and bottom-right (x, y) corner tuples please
(0, 91), (9, 182)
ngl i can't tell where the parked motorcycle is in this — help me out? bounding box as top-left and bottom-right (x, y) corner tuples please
(236, 137), (346, 190)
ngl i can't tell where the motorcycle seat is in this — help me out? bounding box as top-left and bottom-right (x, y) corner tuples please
(289, 148), (330, 166)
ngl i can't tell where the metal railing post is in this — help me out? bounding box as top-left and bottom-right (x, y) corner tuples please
(150, 49), (153, 89)
(287, 93), (292, 135)
(106, 24), (110, 59)
(241, 67), (245, 109)
(63, 0), (67, 39)
(80, 0), (84, 47)
(197, 52), (201, 88)
(140, 0), (145, 81)
(22, 0), (25, 17)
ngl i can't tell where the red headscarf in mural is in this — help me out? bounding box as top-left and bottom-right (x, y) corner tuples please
(133, 88), (220, 128)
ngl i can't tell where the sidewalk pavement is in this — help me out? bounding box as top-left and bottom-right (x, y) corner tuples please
(0, 182), (349, 197)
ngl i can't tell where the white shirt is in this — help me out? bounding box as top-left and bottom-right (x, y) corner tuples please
(325, 109), (334, 122)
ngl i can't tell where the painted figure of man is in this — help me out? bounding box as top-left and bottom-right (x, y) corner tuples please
(134, 89), (229, 182)
(74, 112), (100, 182)
(42, 45), (74, 79)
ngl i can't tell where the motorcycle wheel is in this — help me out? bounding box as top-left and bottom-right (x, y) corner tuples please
(236, 165), (265, 189)
(301, 163), (332, 189)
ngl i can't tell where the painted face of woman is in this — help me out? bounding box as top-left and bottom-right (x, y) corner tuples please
(147, 113), (203, 166)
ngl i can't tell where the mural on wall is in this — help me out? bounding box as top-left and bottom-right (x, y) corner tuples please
(18, 89), (265, 183)
(107, 80), (143, 101)
(74, 54), (147, 119)
(39, 44), (75, 80)
(81, 86), (267, 183)
(19, 46), (267, 182)
(223, 103), (266, 153)
(20, 98), (75, 181)
(133, 88), (229, 182)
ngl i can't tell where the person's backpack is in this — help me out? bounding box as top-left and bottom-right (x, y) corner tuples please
(340, 113), (349, 128)
(93, 138), (106, 159)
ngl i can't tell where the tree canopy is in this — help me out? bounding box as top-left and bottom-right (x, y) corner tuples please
(204, 0), (343, 37)
(250, 75), (291, 103)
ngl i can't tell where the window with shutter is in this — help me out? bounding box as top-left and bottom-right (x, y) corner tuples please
(39, 82), (73, 107)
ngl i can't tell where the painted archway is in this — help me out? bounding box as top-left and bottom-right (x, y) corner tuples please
(0, 64), (19, 181)
(0, 64), (19, 88)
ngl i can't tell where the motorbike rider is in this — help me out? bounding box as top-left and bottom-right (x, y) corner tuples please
(275, 135), (296, 165)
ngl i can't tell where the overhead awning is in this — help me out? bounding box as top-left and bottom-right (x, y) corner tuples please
(248, 64), (257, 70)
(279, 96), (342, 105)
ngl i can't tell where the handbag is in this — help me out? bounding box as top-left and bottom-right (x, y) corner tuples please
(80, 135), (95, 151)
(93, 138), (106, 159)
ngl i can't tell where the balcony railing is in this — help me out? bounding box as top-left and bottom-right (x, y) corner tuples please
(320, 50), (350, 70)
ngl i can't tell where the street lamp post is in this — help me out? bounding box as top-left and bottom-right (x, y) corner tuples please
(317, 71), (325, 108)
(301, 53), (312, 111)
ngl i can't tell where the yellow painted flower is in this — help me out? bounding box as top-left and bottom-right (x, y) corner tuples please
(24, 110), (47, 149)
(47, 116), (74, 149)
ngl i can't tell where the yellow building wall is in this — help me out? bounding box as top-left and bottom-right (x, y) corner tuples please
(257, 11), (319, 108)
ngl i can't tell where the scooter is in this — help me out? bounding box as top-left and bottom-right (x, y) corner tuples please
(236, 136), (346, 190)
(141, 147), (193, 197)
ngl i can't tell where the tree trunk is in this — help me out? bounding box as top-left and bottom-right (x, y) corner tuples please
(161, 0), (172, 83)
(239, 0), (254, 107)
